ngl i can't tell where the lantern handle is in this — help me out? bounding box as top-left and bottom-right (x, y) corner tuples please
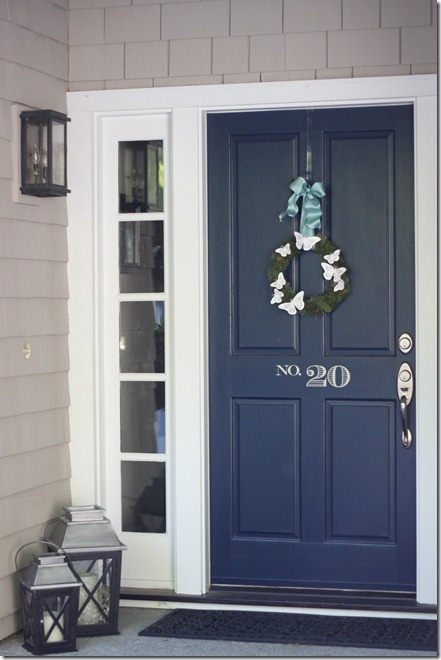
(15, 541), (74, 577)
(42, 517), (59, 541)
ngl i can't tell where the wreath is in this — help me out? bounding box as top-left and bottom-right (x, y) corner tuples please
(268, 231), (351, 316)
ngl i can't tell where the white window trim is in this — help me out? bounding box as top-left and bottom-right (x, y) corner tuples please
(67, 75), (437, 606)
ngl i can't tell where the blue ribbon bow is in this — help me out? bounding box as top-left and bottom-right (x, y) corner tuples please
(279, 176), (326, 236)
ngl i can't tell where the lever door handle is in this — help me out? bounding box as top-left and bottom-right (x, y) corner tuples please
(400, 396), (412, 448)
(397, 362), (413, 448)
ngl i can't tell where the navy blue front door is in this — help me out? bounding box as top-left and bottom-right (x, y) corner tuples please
(208, 106), (415, 591)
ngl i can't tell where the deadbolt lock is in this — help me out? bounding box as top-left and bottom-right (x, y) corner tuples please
(398, 332), (413, 354)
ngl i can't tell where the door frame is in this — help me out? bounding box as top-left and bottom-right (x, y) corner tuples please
(66, 75), (437, 606)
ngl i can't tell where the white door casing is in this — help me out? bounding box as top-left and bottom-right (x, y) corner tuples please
(66, 76), (437, 604)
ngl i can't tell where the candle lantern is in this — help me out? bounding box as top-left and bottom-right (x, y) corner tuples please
(20, 109), (70, 197)
(44, 506), (127, 636)
(15, 542), (81, 655)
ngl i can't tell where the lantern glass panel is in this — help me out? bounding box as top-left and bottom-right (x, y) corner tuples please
(42, 595), (68, 644)
(24, 121), (48, 187)
(20, 587), (35, 647)
(52, 120), (66, 186)
(71, 558), (112, 627)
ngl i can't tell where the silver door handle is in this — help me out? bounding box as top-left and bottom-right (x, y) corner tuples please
(397, 363), (413, 448)
(400, 396), (412, 448)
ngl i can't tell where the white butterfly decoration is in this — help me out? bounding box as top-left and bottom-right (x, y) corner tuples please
(321, 263), (347, 287)
(333, 280), (345, 292)
(323, 249), (340, 264)
(294, 232), (320, 251)
(275, 243), (291, 257)
(278, 291), (305, 315)
(270, 272), (286, 290)
(270, 289), (284, 304)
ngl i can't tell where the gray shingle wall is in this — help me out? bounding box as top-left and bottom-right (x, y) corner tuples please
(0, 0), (71, 642)
(69, 0), (437, 91)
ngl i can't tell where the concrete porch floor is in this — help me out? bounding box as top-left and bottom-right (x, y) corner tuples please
(0, 607), (436, 657)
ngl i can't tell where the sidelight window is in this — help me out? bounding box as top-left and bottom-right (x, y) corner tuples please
(118, 140), (166, 535)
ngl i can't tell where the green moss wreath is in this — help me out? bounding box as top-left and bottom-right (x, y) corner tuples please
(268, 233), (351, 316)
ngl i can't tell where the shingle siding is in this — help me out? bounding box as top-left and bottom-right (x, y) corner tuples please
(0, 0), (71, 642)
(68, 0), (437, 90)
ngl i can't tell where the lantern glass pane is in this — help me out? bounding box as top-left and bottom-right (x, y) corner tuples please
(119, 220), (164, 292)
(118, 141), (163, 213)
(20, 586), (34, 644)
(25, 121), (48, 186)
(71, 558), (112, 627)
(121, 461), (166, 533)
(52, 120), (66, 186)
(119, 301), (164, 373)
(120, 381), (165, 453)
(42, 596), (68, 643)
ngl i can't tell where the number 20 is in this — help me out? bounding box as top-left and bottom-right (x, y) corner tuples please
(306, 364), (351, 388)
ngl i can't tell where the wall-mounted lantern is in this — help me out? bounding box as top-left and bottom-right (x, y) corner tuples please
(44, 506), (127, 636)
(20, 109), (70, 197)
(15, 542), (81, 656)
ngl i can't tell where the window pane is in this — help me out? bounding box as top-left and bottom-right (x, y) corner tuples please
(118, 141), (163, 213)
(119, 221), (164, 293)
(119, 301), (164, 373)
(120, 381), (165, 453)
(121, 462), (166, 533)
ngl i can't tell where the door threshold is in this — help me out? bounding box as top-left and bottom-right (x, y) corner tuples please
(120, 586), (436, 615)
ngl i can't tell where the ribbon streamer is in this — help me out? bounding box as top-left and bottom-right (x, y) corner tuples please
(279, 176), (326, 237)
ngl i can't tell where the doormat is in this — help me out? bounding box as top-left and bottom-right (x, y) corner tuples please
(139, 609), (438, 652)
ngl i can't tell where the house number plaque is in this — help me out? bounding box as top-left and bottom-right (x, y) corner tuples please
(276, 364), (351, 388)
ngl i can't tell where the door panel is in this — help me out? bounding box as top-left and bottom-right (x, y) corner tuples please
(208, 106), (415, 591)
(234, 399), (300, 537)
(234, 135), (300, 352)
(325, 132), (394, 353)
(325, 401), (395, 542)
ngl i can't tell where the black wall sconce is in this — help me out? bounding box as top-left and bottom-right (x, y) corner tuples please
(20, 109), (70, 197)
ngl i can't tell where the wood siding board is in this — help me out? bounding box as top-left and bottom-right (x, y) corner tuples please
(0, 445), (71, 499)
(0, 481), (71, 541)
(0, 0), (70, 640)
(0, 409), (70, 459)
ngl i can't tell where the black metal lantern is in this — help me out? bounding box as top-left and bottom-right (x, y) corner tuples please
(15, 542), (81, 655)
(44, 506), (127, 636)
(20, 109), (70, 197)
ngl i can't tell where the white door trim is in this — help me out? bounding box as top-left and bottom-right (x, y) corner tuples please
(66, 75), (437, 605)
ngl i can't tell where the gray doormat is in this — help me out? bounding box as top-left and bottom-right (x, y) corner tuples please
(139, 609), (437, 652)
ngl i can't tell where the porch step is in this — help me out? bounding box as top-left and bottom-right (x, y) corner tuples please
(121, 586), (436, 615)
